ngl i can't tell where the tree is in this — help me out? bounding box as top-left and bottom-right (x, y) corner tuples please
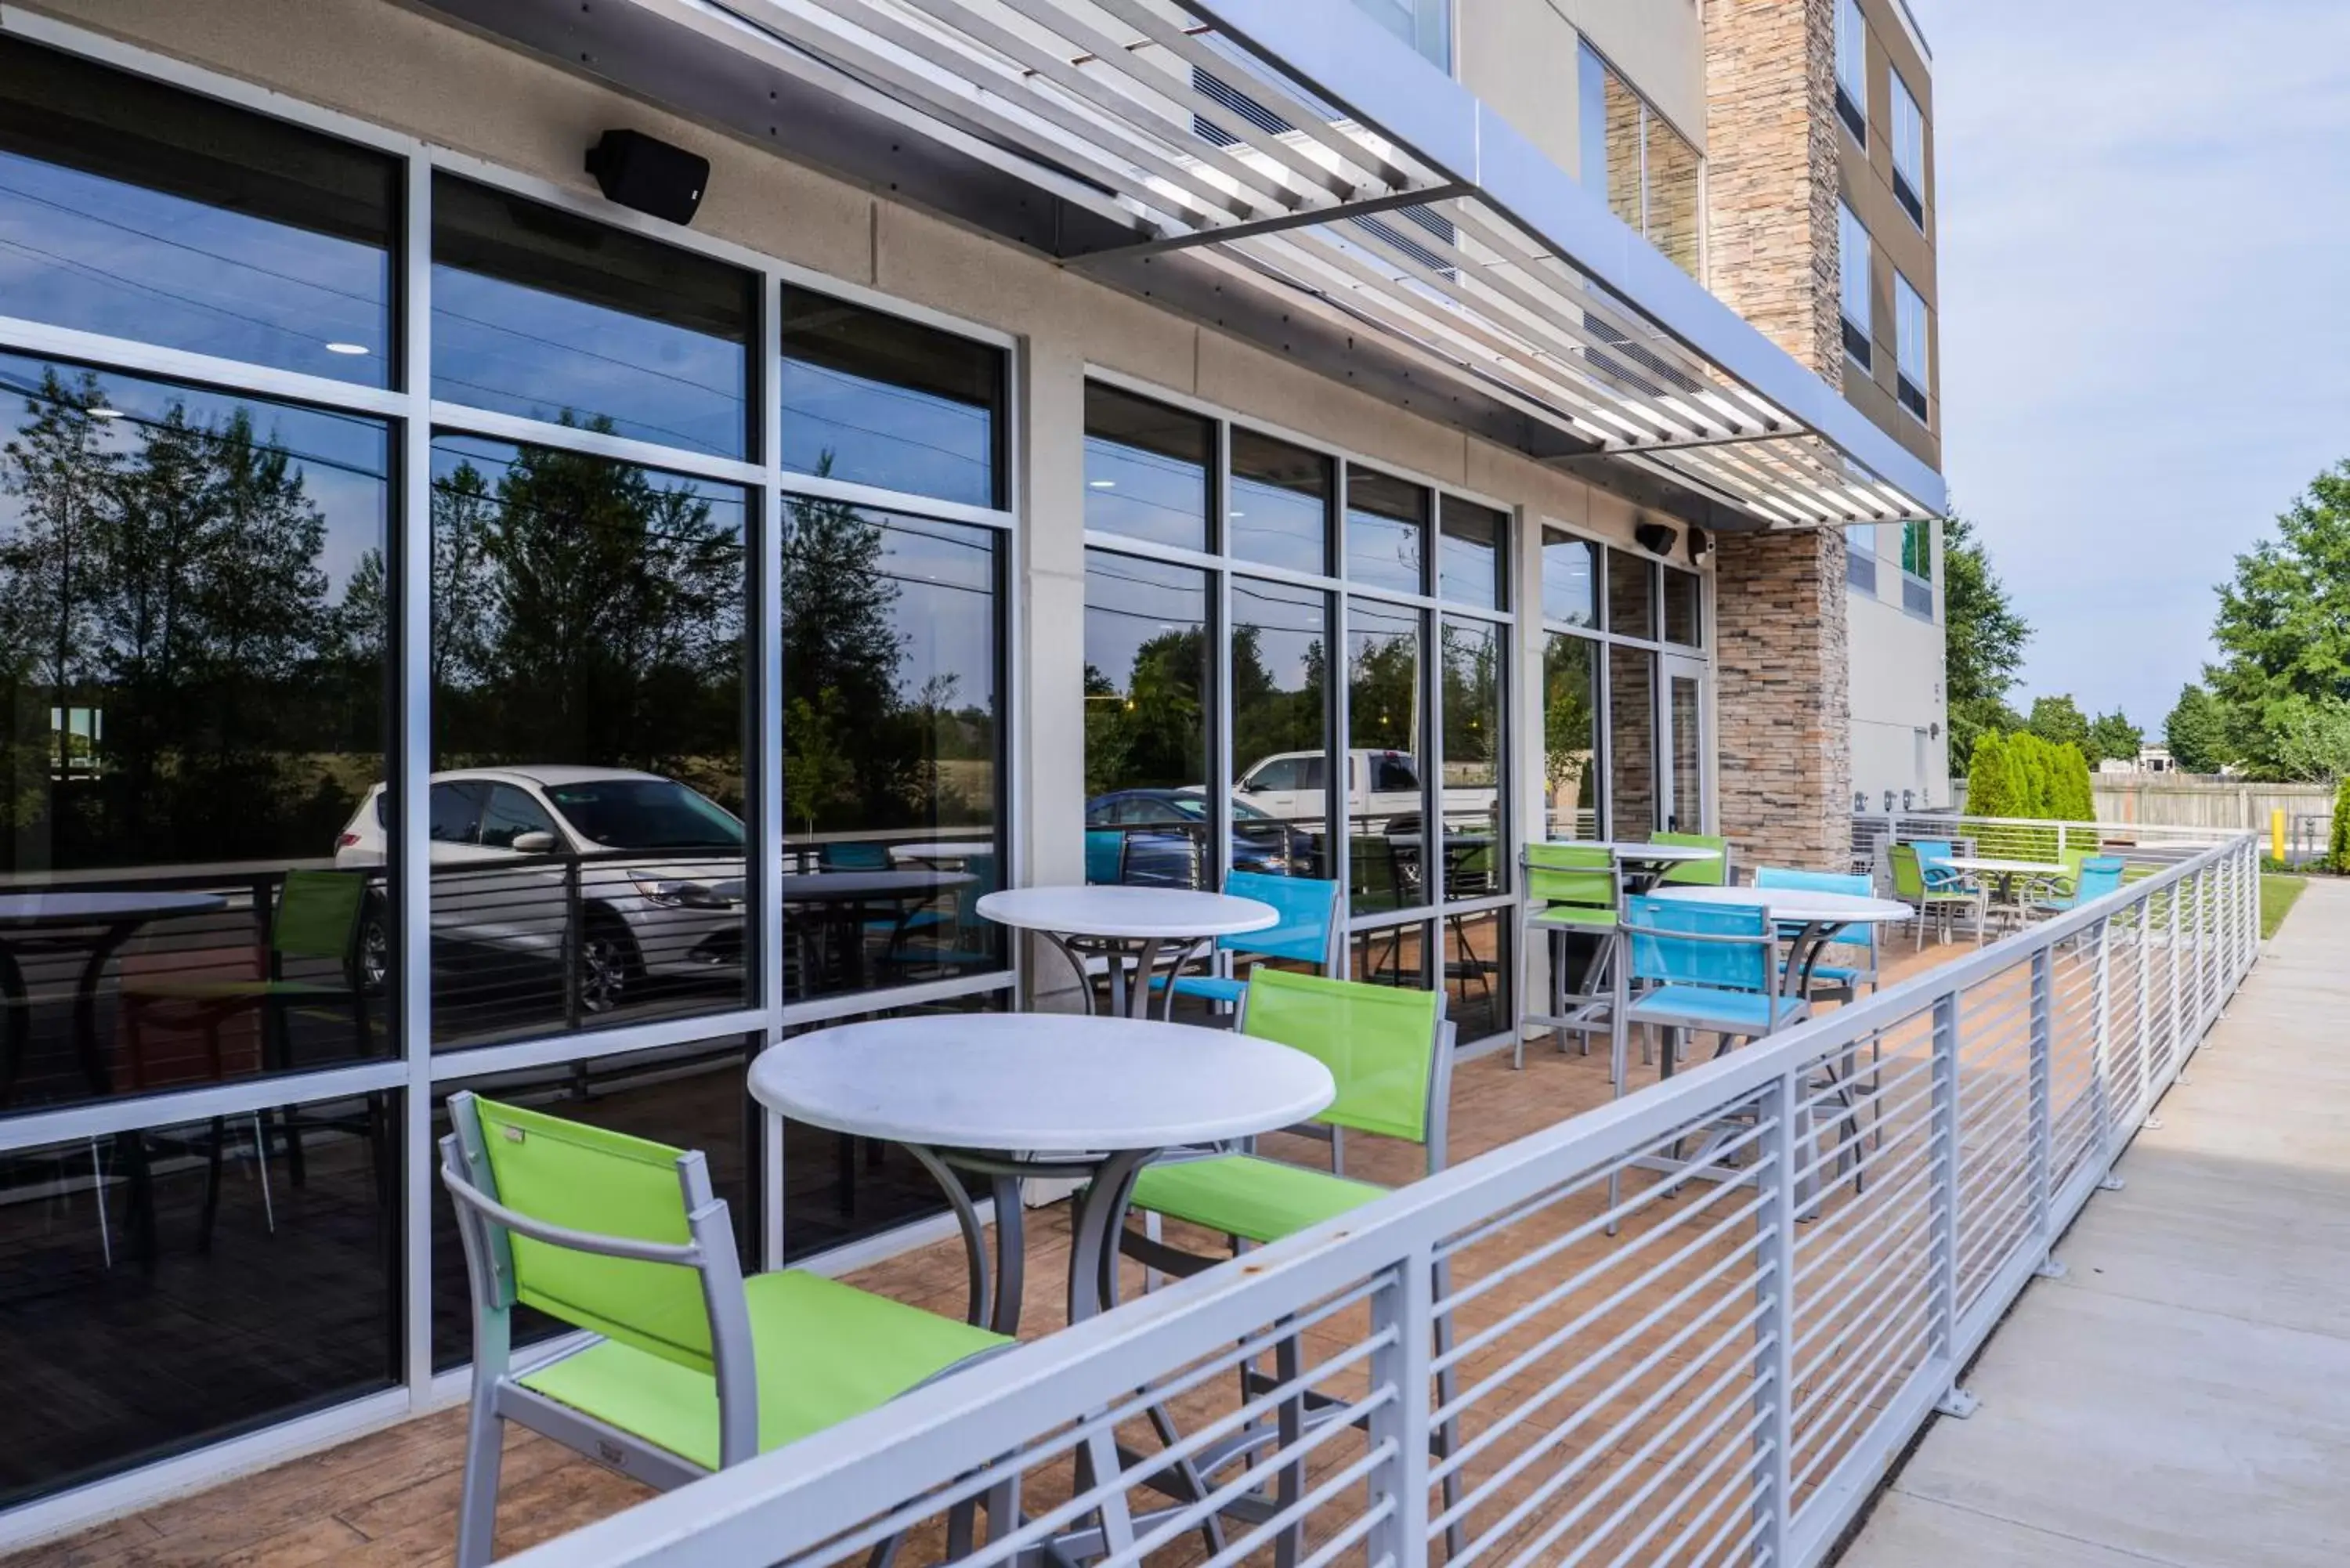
(1965, 731), (2022, 818)
(2026, 694), (2091, 753)
(2088, 709), (2142, 765)
(1940, 511), (2032, 769)
(2331, 775), (2350, 873)
(2164, 684), (2231, 774)
(2205, 462), (2350, 779)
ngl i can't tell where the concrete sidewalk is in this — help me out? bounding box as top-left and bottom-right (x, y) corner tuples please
(1838, 877), (2350, 1568)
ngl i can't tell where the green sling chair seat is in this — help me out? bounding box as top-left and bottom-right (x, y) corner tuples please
(1890, 841), (1987, 949)
(1650, 831), (1733, 887)
(439, 1093), (1010, 1568)
(1515, 842), (1623, 1068)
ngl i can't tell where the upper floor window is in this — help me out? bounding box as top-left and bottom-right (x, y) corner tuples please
(1351, 0), (1449, 69)
(1577, 43), (1703, 280)
(779, 285), (1007, 508)
(1839, 202), (1872, 370)
(1835, 0), (1869, 144)
(1890, 72), (1926, 226)
(1894, 271), (1931, 422)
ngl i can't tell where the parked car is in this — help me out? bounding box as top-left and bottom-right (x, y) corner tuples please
(1085, 788), (1300, 885)
(1232, 749), (1497, 835)
(335, 766), (745, 1013)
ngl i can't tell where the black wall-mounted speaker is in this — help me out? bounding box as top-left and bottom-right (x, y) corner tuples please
(1634, 520), (1677, 557)
(585, 129), (709, 226)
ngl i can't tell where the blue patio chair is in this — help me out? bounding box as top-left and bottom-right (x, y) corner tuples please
(1083, 829), (1126, 885)
(1618, 895), (1810, 1078)
(878, 850), (1000, 973)
(1754, 866), (1881, 1005)
(2034, 855), (2124, 918)
(818, 841), (891, 870)
(1151, 872), (1341, 1025)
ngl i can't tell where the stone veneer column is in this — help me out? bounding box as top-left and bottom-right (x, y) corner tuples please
(1704, 0), (1853, 869)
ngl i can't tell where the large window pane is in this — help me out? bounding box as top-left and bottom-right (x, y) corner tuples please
(1438, 497), (1506, 609)
(1347, 598), (1424, 916)
(1231, 580), (1332, 880)
(0, 356), (390, 1108)
(1083, 551), (1210, 889)
(432, 175), (754, 458)
(782, 504), (1004, 999)
(1664, 566), (1704, 647)
(1607, 547), (1656, 640)
(0, 36), (395, 386)
(430, 1044), (747, 1369)
(1647, 114), (1702, 278)
(1229, 427), (1330, 575)
(1439, 617), (1504, 898)
(1541, 529), (1598, 627)
(1608, 645), (1658, 841)
(781, 286), (1004, 508)
(1345, 467), (1427, 594)
(1083, 383), (1209, 551)
(1350, 919), (1430, 990)
(428, 435), (748, 1045)
(1543, 634), (1603, 840)
(0, 1091), (399, 1503)
(1441, 909), (1509, 1045)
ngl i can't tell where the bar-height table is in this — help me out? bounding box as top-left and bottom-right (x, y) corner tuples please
(0, 891), (230, 1100)
(977, 885), (1275, 1017)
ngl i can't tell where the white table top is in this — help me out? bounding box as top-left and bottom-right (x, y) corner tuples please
(1549, 840), (1722, 865)
(1941, 856), (2067, 876)
(978, 885), (1278, 941)
(888, 841), (995, 863)
(749, 1014), (1336, 1152)
(779, 870), (972, 901)
(1650, 885), (1914, 924)
(0, 891), (229, 926)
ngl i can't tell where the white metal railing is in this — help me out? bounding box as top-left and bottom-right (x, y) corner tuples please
(1848, 810), (2228, 880)
(508, 832), (2263, 1568)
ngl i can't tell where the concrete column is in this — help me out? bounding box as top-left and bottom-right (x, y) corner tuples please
(1015, 329), (1089, 1007)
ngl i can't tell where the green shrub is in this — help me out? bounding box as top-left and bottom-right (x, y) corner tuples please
(2331, 775), (2350, 872)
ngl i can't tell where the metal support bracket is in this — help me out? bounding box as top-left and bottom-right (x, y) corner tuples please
(2143, 1115), (2164, 1131)
(1935, 1388), (1980, 1419)
(2034, 1258), (2070, 1281)
(2097, 1175), (2126, 1192)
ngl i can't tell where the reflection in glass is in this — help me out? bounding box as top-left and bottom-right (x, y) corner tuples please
(781, 286), (1004, 508)
(1664, 565), (1704, 646)
(426, 435), (748, 1046)
(1350, 919), (1430, 990)
(1231, 580), (1332, 880)
(1607, 546), (1656, 640)
(1083, 551), (1210, 888)
(1083, 383), (1210, 551)
(1441, 909), (1509, 1044)
(1439, 618), (1504, 897)
(1438, 497), (1506, 608)
(432, 175), (754, 458)
(1345, 467), (1427, 594)
(1609, 645), (1659, 841)
(1647, 113), (1703, 278)
(430, 1045), (750, 1369)
(1229, 428), (1330, 574)
(1348, 598), (1424, 916)
(781, 500), (1003, 999)
(0, 1093), (399, 1502)
(0, 36), (395, 385)
(1544, 634), (1603, 840)
(0, 355), (389, 1108)
(1668, 672), (1704, 833)
(1541, 528), (1597, 627)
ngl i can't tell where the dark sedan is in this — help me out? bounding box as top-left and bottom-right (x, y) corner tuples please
(1085, 789), (1307, 886)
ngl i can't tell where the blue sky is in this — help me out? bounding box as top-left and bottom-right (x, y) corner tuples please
(1911, 0), (2350, 731)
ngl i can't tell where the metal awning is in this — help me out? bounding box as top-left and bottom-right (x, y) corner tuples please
(426, 0), (1947, 529)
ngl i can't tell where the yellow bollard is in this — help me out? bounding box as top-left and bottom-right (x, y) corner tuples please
(2271, 807), (2286, 864)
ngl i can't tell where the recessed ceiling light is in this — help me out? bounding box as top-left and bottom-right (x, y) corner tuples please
(324, 341), (370, 356)
(1087, 479), (1116, 490)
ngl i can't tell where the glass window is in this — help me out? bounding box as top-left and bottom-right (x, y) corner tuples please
(1541, 529), (1598, 627)
(1350, 0), (1449, 69)
(1083, 383), (1211, 551)
(1083, 551), (1212, 888)
(1601, 63), (1644, 234)
(0, 1093), (400, 1502)
(779, 285), (1005, 508)
(1576, 42), (1702, 280)
(1543, 634), (1603, 840)
(0, 36), (396, 386)
(1346, 467), (1427, 594)
(1891, 72), (1927, 224)
(1229, 427), (1331, 575)
(1895, 271), (1931, 421)
(0, 356), (391, 1108)
(1836, 0), (1869, 141)
(1663, 567), (1704, 647)
(1441, 909), (1509, 1045)
(781, 501), (1004, 997)
(1438, 497), (1506, 609)
(1902, 518), (1935, 583)
(1607, 645), (1658, 841)
(1645, 114), (1702, 279)
(1607, 547), (1656, 641)
(1840, 201), (1873, 367)
(428, 434), (749, 1045)
(432, 175), (755, 459)
(1440, 617), (1504, 895)
(1351, 918), (1430, 990)
(1578, 44), (1610, 196)
(1347, 597), (1424, 916)
(1232, 579), (1333, 880)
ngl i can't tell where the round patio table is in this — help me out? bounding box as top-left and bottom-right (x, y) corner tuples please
(1940, 855), (2067, 906)
(885, 841), (993, 865)
(0, 891), (230, 1100)
(1647, 884), (1914, 1035)
(977, 885), (1275, 1017)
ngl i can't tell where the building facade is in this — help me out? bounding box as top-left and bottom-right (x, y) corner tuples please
(0, 0), (1943, 1542)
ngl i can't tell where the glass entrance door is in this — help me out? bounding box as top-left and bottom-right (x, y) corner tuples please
(1658, 654), (1710, 834)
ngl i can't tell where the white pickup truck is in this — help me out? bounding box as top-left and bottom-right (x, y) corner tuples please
(1232, 749), (1497, 834)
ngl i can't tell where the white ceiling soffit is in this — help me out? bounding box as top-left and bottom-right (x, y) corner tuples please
(619, 0), (1948, 527)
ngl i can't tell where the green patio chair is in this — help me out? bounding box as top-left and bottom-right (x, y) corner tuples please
(1650, 831), (1731, 886)
(1111, 969), (1460, 1555)
(439, 1093), (1010, 1568)
(1890, 842), (1987, 949)
(1516, 842), (1622, 1068)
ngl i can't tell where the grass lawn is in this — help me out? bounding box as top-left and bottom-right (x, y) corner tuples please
(2261, 873), (2308, 939)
